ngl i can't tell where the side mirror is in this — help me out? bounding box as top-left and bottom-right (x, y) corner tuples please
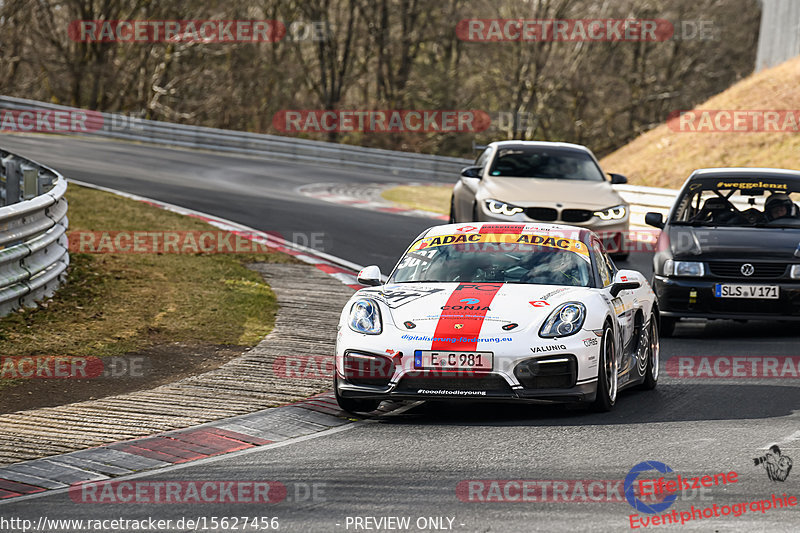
(461, 166), (483, 179)
(609, 269), (641, 297)
(645, 212), (665, 229)
(609, 173), (628, 184)
(357, 265), (382, 286)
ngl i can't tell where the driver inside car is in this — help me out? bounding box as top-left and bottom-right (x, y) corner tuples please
(765, 193), (799, 221)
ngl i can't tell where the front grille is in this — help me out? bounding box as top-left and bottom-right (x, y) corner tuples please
(514, 355), (577, 389)
(395, 375), (512, 394)
(344, 352), (394, 387)
(525, 207), (558, 221)
(708, 262), (787, 279)
(561, 209), (594, 223)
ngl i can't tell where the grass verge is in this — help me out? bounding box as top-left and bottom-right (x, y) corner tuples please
(380, 184), (452, 215)
(0, 184), (298, 388)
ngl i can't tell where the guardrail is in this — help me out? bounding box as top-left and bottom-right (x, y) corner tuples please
(0, 149), (69, 317)
(0, 96), (468, 180)
(614, 184), (677, 228)
(0, 95), (681, 230)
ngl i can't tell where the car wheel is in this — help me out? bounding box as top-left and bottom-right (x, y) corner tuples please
(660, 316), (677, 338)
(334, 376), (381, 414)
(640, 317), (659, 390)
(448, 195), (457, 223)
(593, 324), (618, 412)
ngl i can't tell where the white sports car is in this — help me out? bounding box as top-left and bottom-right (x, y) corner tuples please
(334, 222), (659, 413)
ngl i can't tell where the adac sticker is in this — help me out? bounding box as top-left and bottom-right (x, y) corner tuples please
(411, 233), (590, 258)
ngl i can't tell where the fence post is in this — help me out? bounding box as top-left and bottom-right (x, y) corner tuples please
(4, 159), (20, 206)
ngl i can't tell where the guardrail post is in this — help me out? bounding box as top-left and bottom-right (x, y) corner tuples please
(23, 166), (38, 199)
(37, 171), (53, 196)
(4, 158), (20, 206)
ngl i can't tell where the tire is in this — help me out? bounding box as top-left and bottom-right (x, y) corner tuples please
(640, 317), (659, 390)
(334, 376), (381, 414)
(448, 196), (457, 223)
(593, 324), (618, 412)
(660, 316), (677, 338)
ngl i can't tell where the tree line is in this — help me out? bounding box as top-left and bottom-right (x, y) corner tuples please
(0, 0), (760, 157)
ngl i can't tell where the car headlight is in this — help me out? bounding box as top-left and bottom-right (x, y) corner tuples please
(593, 205), (627, 220)
(663, 259), (705, 277)
(348, 299), (382, 335)
(485, 199), (524, 216)
(791, 265), (800, 279)
(539, 302), (586, 338)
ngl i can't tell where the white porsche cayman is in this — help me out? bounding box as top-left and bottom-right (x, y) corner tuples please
(334, 222), (659, 413)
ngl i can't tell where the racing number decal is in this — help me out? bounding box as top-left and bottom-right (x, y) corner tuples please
(431, 283), (503, 351)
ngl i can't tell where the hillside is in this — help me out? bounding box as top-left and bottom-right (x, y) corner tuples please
(600, 55), (800, 189)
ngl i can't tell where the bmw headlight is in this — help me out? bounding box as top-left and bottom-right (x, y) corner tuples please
(593, 205), (627, 220)
(663, 259), (705, 277)
(348, 299), (382, 335)
(539, 302), (586, 338)
(485, 199), (524, 216)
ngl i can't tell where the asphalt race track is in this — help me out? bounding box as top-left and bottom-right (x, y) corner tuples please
(1, 134), (798, 532)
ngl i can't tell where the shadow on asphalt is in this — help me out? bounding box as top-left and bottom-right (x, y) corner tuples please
(377, 382), (800, 426)
(668, 319), (800, 339)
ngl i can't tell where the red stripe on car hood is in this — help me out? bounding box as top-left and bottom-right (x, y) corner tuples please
(431, 283), (503, 351)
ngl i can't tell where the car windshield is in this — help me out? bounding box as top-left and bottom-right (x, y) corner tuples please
(670, 177), (800, 228)
(487, 148), (605, 180)
(389, 233), (593, 286)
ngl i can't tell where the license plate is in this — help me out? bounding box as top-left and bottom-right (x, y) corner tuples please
(714, 284), (779, 299)
(414, 350), (493, 370)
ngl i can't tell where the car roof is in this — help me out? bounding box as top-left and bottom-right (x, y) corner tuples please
(488, 140), (595, 155)
(688, 167), (800, 180)
(420, 222), (595, 244)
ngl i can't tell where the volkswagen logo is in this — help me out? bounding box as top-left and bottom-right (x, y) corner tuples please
(740, 263), (755, 276)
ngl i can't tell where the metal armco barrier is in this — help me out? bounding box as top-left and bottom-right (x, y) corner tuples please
(614, 184), (677, 228)
(0, 94), (680, 230)
(0, 96), (468, 180)
(0, 148), (69, 317)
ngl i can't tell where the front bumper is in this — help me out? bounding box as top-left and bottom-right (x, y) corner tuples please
(335, 346), (600, 405)
(653, 275), (800, 320)
(336, 373), (598, 404)
(475, 202), (629, 241)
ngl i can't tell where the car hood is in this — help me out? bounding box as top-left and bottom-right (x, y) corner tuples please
(357, 283), (588, 335)
(480, 177), (624, 208)
(668, 226), (800, 260)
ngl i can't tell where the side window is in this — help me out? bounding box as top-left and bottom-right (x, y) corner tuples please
(475, 148), (492, 168)
(591, 240), (613, 287)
